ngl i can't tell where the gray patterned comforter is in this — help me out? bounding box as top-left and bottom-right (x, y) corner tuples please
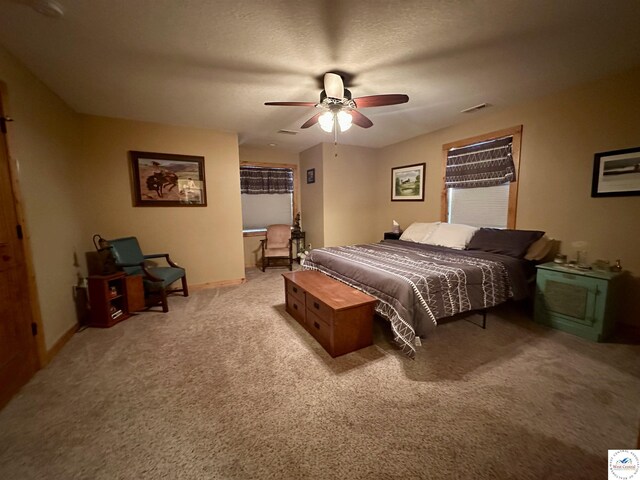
(302, 240), (531, 358)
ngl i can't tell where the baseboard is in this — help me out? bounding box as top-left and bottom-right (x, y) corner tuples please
(189, 277), (246, 292)
(44, 322), (79, 366)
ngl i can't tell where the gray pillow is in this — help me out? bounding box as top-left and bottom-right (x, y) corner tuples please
(466, 228), (545, 258)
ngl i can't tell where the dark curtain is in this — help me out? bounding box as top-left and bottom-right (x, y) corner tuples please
(240, 167), (293, 194)
(445, 136), (515, 189)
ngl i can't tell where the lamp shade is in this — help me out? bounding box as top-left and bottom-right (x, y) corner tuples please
(337, 111), (352, 132)
(318, 112), (334, 132)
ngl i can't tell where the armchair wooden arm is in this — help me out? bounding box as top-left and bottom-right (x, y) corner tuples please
(143, 253), (180, 268)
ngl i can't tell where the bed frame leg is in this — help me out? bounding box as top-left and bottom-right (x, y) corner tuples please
(481, 309), (487, 329)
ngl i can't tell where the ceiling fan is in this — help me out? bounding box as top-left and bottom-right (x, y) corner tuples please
(265, 73), (409, 133)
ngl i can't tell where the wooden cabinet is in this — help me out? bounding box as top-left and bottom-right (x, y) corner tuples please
(125, 274), (145, 312)
(283, 271), (376, 357)
(88, 272), (131, 328)
(534, 262), (622, 342)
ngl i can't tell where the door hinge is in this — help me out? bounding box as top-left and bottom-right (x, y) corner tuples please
(31, 322), (38, 336)
(0, 116), (14, 134)
(16, 224), (23, 239)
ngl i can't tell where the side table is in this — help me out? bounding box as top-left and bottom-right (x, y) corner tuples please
(383, 231), (402, 240)
(534, 262), (623, 342)
(291, 230), (306, 263)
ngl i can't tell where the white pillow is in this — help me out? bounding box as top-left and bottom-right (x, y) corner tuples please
(425, 223), (479, 250)
(399, 222), (440, 243)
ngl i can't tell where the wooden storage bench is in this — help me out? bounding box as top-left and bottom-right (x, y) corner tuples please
(282, 270), (376, 357)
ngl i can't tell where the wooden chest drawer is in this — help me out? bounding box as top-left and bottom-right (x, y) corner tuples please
(286, 280), (305, 304)
(286, 294), (305, 326)
(306, 309), (332, 351)
(306, 293), (334, 324)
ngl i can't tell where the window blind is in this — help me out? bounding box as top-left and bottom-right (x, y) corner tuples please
(240, 167), (293, 194)
(447, 184), (509, 228)
(445, 136), (515, 189)
(241, 193), (292, 230)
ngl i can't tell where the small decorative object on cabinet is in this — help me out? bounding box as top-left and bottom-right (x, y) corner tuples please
(282, 271), (376, 357)
(384, 231), (402, 240)
(88, 272), (131, 327)
(534, 262), (623, 342)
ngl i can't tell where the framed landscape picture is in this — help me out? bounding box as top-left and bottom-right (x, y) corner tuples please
(130, 151), (207, 206)
(391, 163), (425, 201)
(591, 147), (640, 197)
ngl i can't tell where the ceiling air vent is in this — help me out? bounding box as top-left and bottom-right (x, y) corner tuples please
(277, 129), (298, 135)
(461, 103), (489, 114)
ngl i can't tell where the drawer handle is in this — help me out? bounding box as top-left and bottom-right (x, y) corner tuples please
(293, 286), (298, 293)
(314, 321), (320, 329)
(314, 302), (320, 310)
(293, 304), (298, 310)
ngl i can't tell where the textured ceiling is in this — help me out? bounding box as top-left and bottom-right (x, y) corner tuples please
(0, 0), (639, 152)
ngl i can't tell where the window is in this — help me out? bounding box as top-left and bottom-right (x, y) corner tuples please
(441, 126), (522, 229)
(448, 184), (509, 228)
(240, 164), (297, 234)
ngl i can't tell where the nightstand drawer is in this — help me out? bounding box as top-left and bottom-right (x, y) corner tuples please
(537, 281), (598, 325)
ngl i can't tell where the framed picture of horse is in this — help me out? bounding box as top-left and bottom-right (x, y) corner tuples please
(129, 151), (207, 207)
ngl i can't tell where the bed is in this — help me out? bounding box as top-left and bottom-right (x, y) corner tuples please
(302, 235), (539, 358)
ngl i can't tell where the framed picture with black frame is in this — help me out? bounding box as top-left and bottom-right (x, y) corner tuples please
(306, 168), (316, 184)
(391, 163), (425, 201)
(591, 146), (640, 197)
(130, 151), (207, 206)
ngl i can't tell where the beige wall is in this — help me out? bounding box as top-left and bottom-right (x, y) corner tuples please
(79, 115), (245, 286)
(299, 144), (324, 250)
(378, 66), (640, 276)
(299, 143), (379, 251)
(323, 144), (379, 247)
(0, 46), (84, 350)
(239, 146), (299, 267)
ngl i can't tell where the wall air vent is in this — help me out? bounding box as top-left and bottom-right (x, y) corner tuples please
(277, 129), (298, 135)
(461, 103), (489, 114)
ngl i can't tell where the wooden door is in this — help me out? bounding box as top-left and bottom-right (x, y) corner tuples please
(0, 103), (39, 410)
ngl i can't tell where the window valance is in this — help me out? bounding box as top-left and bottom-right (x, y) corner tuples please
(240, 167), (293, 194)
(445, 136), (515, 189)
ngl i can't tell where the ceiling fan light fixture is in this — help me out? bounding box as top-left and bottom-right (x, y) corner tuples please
(318, 111), (334, 133)
(337, 111), (352, 132)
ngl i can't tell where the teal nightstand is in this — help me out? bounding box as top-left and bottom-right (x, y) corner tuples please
(534, 262), (622, 342)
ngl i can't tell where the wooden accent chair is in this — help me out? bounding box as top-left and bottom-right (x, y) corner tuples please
(108, 236), (188, 312)
(260, 224), (293, 272)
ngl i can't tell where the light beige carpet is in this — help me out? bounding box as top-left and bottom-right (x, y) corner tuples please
(0, 267), (638, 479)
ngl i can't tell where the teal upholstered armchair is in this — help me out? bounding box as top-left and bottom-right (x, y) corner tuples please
(108, 236), (188, 312)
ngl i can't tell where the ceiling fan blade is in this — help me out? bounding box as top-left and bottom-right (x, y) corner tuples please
(264, 101), (317, 106)
(301, 112), (323, 129)
(324, 73), (344, 99)
(350, 110), (373, 128)
(353, 94), (409, 108)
